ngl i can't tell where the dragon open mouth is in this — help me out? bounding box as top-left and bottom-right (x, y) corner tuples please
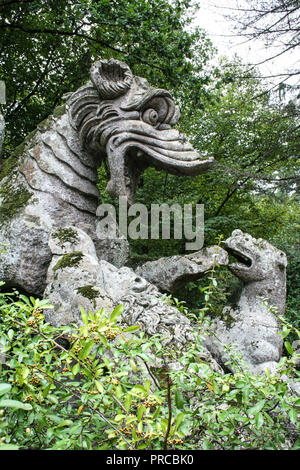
(105, 122), (214, 204)
(225, 246), (252, 268)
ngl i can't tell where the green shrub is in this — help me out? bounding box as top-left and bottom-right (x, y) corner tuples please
(0, 283), (299, 450)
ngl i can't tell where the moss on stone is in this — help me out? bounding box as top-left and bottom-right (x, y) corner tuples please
(53, 104), (66, 118)
(53, 227), (79, 246)
(37, 116), (53, 131)
(53, 251), (84, 271)
(77, 285), (99, 300)
(13, 141), (27, 157)
(0, 106), (64, 188)
(0, 178), (32, 224)
(24, 128), (38, 142)
(219, 308), (238, 329)
(0, 155), (18, 182)
(0, 129), (38, 183)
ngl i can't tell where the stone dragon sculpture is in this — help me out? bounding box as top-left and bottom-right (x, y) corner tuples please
(0, 59), (289, 377)
(0, 58), (213, 295)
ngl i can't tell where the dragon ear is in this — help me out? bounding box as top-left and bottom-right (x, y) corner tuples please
(90, 59), (133, 99)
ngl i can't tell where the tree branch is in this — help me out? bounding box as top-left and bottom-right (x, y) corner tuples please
(0, 21), (127, 55)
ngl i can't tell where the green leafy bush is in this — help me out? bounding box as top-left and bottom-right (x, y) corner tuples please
(0, 282), (299, 450)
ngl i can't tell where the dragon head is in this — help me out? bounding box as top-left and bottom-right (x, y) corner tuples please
(224, 229), (287, 282)
(69, 58), (214, 204)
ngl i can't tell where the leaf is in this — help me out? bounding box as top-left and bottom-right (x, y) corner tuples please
(42, 384), (51, 398)
(72, 363), (80, 376)
(0, 444), (19, 450)
(109, 305), (123, 323)
(123, 325), (140, 333)
(125, 393), (132, 413)
(207, 381), (213, 392)
(0, 399), (32, 410)
(248, 400), (266, 416)
(130, 359), (137, 373)
(280, 326), (291, 339)
(21, 366), (30, 380)
(175, 412), (186, 430)
(291, 436), (300, 450)
(284, 341), (294, 355)
(18, 295), (31, 306)
(242, 388), (250, 404)
(56, 419), (73, 428)
(153, 406), (161, 420)
(115, 414), (125, 422)
(0, 383), (11, 396)
(289, 408), (298, 423)
(80, 307), (88, 326)
(97, 334), (108, 347)
(95, 380), (104, 394)
(203, 438), (212, 450)
(79, 340), (95, 360)
(255, 412), (264, 429)
(175, 389), (184, 409)
(129, 385), (147, 397)
(77, 405), (84, 415)
(144, 379), (150, 393)
(137, 405), (145, 422)
(48, 395), (58, 405)
(7, 329), (14, 340)
(38, 298), (54, 308)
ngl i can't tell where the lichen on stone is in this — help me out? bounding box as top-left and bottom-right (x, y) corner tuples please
(37, 116), (54, 132)
(53, 251), (84, 271)
(24, 128), (38, 143)
(76, 285), (99, 300)
(53, 104), (66, 118)
(0, 155), (18, 182)
(53, 227), (79, 247)
(0, 130), (38, 183)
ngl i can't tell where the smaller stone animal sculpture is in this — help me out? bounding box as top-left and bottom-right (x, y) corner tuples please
(204, 229), (287, 375)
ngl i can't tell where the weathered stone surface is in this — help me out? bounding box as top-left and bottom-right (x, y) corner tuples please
(98, 261), (194, 348)
(43, 225), (222, 377)
(204, 230), (287, 375)
(44, 226), (194, 347)
(94, 219), (130, 268)
(49, 226), (98, 258)
(136, 246), (228, 293)
(44, 227), (113, 326)
(0, 112), (98, 295)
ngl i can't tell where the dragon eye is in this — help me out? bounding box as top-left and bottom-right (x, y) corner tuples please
(142, 108), (159, 126)
(140, 96), (179, 128)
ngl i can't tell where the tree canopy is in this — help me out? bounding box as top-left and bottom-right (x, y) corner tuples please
(221, 0), (300, 93)
(0, 0), (213, 151)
